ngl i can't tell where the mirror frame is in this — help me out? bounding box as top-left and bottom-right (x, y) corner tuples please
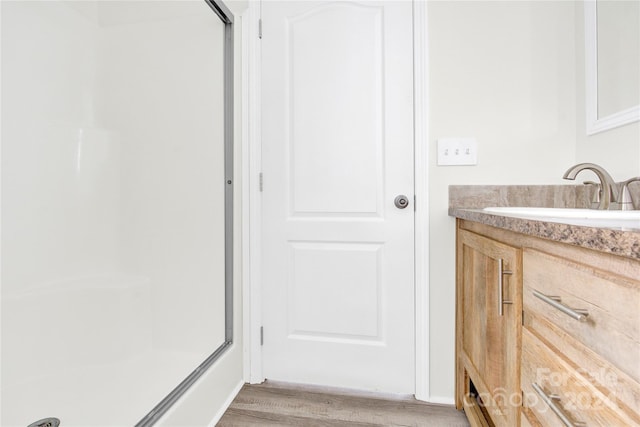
(585, 0), (640, 135)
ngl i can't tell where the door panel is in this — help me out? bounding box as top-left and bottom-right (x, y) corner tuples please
(262, 0), (414, 393)
(288, 241), (382, 340)
(288, 3), (384, 216)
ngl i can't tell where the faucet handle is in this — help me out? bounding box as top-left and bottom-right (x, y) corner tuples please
(620, 177), (640, 211)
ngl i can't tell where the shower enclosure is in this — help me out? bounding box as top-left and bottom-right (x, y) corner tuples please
(1, 1), (234, 425)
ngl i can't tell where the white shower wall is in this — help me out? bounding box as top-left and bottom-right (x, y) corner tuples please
(94, 0), (227, 359)
(1, 1), (117, 294)
(1, 1), (231, 425)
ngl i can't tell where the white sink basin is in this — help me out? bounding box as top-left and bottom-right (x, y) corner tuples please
(483, 207), (640, 220)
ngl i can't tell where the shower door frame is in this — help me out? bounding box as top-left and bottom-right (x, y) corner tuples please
(134, 1), (235, 425)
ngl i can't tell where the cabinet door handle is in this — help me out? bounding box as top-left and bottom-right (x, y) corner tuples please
(498, 258), (513, 316)
(533, 290), (589, 322)
(532, 383), (587, 427)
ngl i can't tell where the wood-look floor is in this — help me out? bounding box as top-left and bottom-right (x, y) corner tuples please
(217, 382), (470, 426)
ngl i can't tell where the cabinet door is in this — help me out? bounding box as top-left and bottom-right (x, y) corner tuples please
(457, 229), (522, 427)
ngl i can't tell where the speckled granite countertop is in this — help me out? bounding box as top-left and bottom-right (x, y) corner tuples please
(449, 185), (640, 260)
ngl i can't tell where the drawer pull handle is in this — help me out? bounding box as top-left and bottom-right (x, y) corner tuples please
(532, 383), (586, 427)
(498, 259), (513, 316)
(533, 290), (589, 322)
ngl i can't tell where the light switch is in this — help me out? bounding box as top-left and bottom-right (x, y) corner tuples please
(437, 138), (478, 166)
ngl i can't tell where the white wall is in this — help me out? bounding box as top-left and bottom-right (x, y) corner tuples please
(427, 1), (577, 401)
(95, 0), (227, 358)
(574, 1), (640, 179)
(1, 0), (120, 395)
(1, 1), (115, 297)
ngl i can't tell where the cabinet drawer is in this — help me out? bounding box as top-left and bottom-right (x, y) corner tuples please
(520, 413), (535, 427)
(521, 408), (542, 427)
(521, 328), (637, 426)
(523, 249), (640, 383)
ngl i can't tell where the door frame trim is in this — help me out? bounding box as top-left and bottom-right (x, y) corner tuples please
(242, 2), (264, 384)
(242, 0), (431, 401)
(412, 0), (430, 402)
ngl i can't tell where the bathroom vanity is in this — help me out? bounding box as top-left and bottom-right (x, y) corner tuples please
(450, 186), (640, 427)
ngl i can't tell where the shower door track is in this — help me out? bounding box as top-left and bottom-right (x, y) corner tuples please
(134, 1), (235, 426)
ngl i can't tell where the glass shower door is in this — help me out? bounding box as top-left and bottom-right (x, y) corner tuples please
(1, 1), (233, 425)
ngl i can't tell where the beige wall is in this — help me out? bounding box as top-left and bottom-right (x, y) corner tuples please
(427, 0), (577, 401)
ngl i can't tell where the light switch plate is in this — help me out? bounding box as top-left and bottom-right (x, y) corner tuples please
(437, 138), (478, 166)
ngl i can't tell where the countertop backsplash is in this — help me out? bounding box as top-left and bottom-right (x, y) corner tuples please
(449, 183), (639, 211)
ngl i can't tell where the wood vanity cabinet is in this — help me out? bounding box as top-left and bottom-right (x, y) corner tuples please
(456, 219), (640, 427)
(521, 248), (640, 427)
(456, 227), (522, 427)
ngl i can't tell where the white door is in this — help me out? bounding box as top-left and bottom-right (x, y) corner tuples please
(261, 0), (415, 394)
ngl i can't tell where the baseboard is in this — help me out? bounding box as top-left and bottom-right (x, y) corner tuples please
(426, 395), (456, 406)
(260, 380), (414, 401)
(208, 380), (245, 427)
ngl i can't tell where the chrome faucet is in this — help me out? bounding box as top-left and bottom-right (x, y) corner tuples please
(563, 163), (618, 210)
(620, 177), (640, 210)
